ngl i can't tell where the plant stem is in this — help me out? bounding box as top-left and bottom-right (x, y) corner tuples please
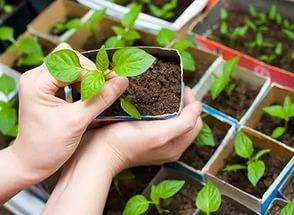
(155, 204), (163, 215)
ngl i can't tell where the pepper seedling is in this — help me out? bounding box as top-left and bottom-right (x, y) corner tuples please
(113, 169), (135, 196)
(224, 132), (270, 187)
(245, 32), (274, 49)
(263, 95), (294, 139)
(210, 56), (239, 100)
(0, 73), (18, 138)
(105, 3), (142, 48)
(44, 46), (155, 119)
(123, 179), (185, 215)
(148, 0), (177, 20)
(0, 0), (14, 15)
(194, 113), (215, 147)
(0, 26), (15, 43)
(156, 28), (196, 71)
(195, 181), (221, 215)
(6, 36), (44, 67)
(281, 201), (294, 215)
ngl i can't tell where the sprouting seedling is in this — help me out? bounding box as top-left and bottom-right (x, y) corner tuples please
(0, 26), (15, 43)
(258, 42), (283, 64)
(268, 5), (282, 25)
(156, 28), (196, 72)
(52, 10), (106, 42)
(210, 56), (240, 100)
(6, 36), (44, 67)
(194, 113), (215, 147)
(148, 0), (177, 20)
(113, 169), (135, 196)
(281, 201), (294, 215)
(44, 46), (155, 119)
(291, 51), (294, 61)
(248, 5), (267, 26)
(224, 132), (270, 187)
(263, 95), (294, 139)
(105, 3), (142, 48)
(123, 179), (185, 215)
(0, 73), (18, 138)
(195, 181), (221, 215)
(0, 0), (14, 15)
(245, 32), (274, 49)
(283, 29), (294, 40)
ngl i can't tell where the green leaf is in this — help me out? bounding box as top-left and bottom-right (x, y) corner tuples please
(248, 5), (257, 17)
(223, 56), (239, 78)
(115, 169), (135, 182)
(269, 5), (277, 20)
(274, 43), (283, 55)
(6, 124), (18, 137)
(112, 48), (155, 77)
(122, 3), (142, 28)
(180, 51), (196, 72)
(210, 76), (227, 100)
(150, 185), (159, 204)
(256, 33), (263, 46)
(156, 28), (174, 46)
(17, 53), (43, 66)
(96, 45), (109, 72)
(112, 26), (126, 37)
(220, 21), (228, 35)
(120, 98), (141, 119)
(220, 8), (228, 20)
(224, 164), (247, 171)
(252, 149), (270, 161)
(281, 201), (294, 215)
(44, 49), (84, 83)
(195, 122), (215, 146)
(17, 36), (43, 56)
(152, 180), (185, 201)
(105, 36), (125, 48)
(173, 39), (192, 51)
(123, 195), (149, 215)
(86, 9), (106, 29)
(123, 29), (141, 42)
(0, 107), (17, 135)
(234, 132), (254, 159)
(0, 26), (14, 42)
(283, 29), (294, 40)
(81, 71), (105, 101)
(263, 105), (287, 120)
(64, 18), (83, 30)
(0, 74), (16, 96)
(196, 181), (221, 214)
(283, 95), (293, 117)
(271, 127), (286, 139)
(224, 83), (236, 97)
(247, 160), (265, 186)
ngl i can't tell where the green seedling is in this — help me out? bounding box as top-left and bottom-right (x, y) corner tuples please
(291, 51), (294, 61)
(52, 10), (106, 42)
(245, 32), (274, 49)
(283, 29), (294, 40)
(281, 201), (294, 215)
(0, 26), (15, 43)
(194, 114), (215, 147)
(7, 36), (44, 67)
(113, 169), (135, 196)
(195, 181), (221, 215)
(263, 95), (294, 139)
(105, 3), (142, 48)
(123, 179), (185, 215)
(156, 28), (196, 71)
(0, 0), (14, 15)
(148, 0), (177, 19)
(44, 46), (155, 119)
(0, 73), (18, 138)
(224, 132), (270, 187)
(210, 56), (239, 100)
(248, 5), (267, 26)
(268, 5), (282, 25)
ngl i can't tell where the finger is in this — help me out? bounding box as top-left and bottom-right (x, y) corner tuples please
(184, 87), (195, 106)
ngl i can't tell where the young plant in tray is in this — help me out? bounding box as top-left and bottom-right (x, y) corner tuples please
(210, 56), (239, 100)
(0, 0), (14, 15)
(105, 3), (142, 48)
(123, 179), (185, 215)
(263, 95), (294, 139)
(147, 0), (178, 20)
(0, 73), (18, 138)
(44, 45), (155, 119)
(281, 201), (294, 215)
(224, 132), (270, 187)
(113, 169), (135, 196)
(195, 181), (221, 215)
(156, 28), (196, 72)
(0, 26), (15, 43)
(194, 113), (215, 147)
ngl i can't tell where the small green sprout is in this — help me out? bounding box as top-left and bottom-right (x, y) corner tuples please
(149, 0), (177, 19)
(123, 179), (185, 215)
(0, 26), (15, 43)
(245, 32), (274, 49)
(210, 56), (240, 100)
(268, 5), (282, 25)
(0, 73), (18, 138)
(263, 95), (294, 139)
(113, 169), (135, 196)
(195, 181), (221, 215)
(224, 132), (270, 187)
(105, 3), (142, 48)
(281, 201), (294, 215)
(283, 29), (294, 40)
(44, 46), (156, 119)
(194, 114), (215, 147)
(0, 0), (14, 15)
(156, 28), (196, 71)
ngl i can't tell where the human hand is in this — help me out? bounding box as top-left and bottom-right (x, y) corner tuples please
(9, 43), (129, 184)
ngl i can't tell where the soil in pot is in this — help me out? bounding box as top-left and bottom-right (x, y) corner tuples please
(217, 150), (289, 198)
(184, 61), (211, 88)
(282, 175), (294, 200)
(180, 122), (228, 170)
(104, 166), (160, 215)
(210, 6), (294, 72)
(50, 16), (80, 36)
(255, 112), (294, 148)
(203, 78), (260, 120)
(267, 200), (286, 215)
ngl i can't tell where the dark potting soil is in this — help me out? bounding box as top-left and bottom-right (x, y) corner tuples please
(101, 59), (181, 117)
(104, 166), (160, 215)
(255, 113), (294, 148)
(50, 16), (80, 36)
(217, 151), (289, 198)
(282, 175), (294, 200)
(184, 61), (211, 88)
(203, 78), (260, 120)
(267, 200), (286, 215)
(180, 125), (228, 170)
(210, 7), (294, 72)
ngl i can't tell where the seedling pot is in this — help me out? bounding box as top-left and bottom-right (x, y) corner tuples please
(205, 126), (294, 214)
(76, 0), (208, 34)
(27, 0), (90, 44)
(192, 0), (294, 88)
(246, 84), (294, 151)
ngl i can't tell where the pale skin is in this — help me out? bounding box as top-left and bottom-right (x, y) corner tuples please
(0, 43), (202, 214)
